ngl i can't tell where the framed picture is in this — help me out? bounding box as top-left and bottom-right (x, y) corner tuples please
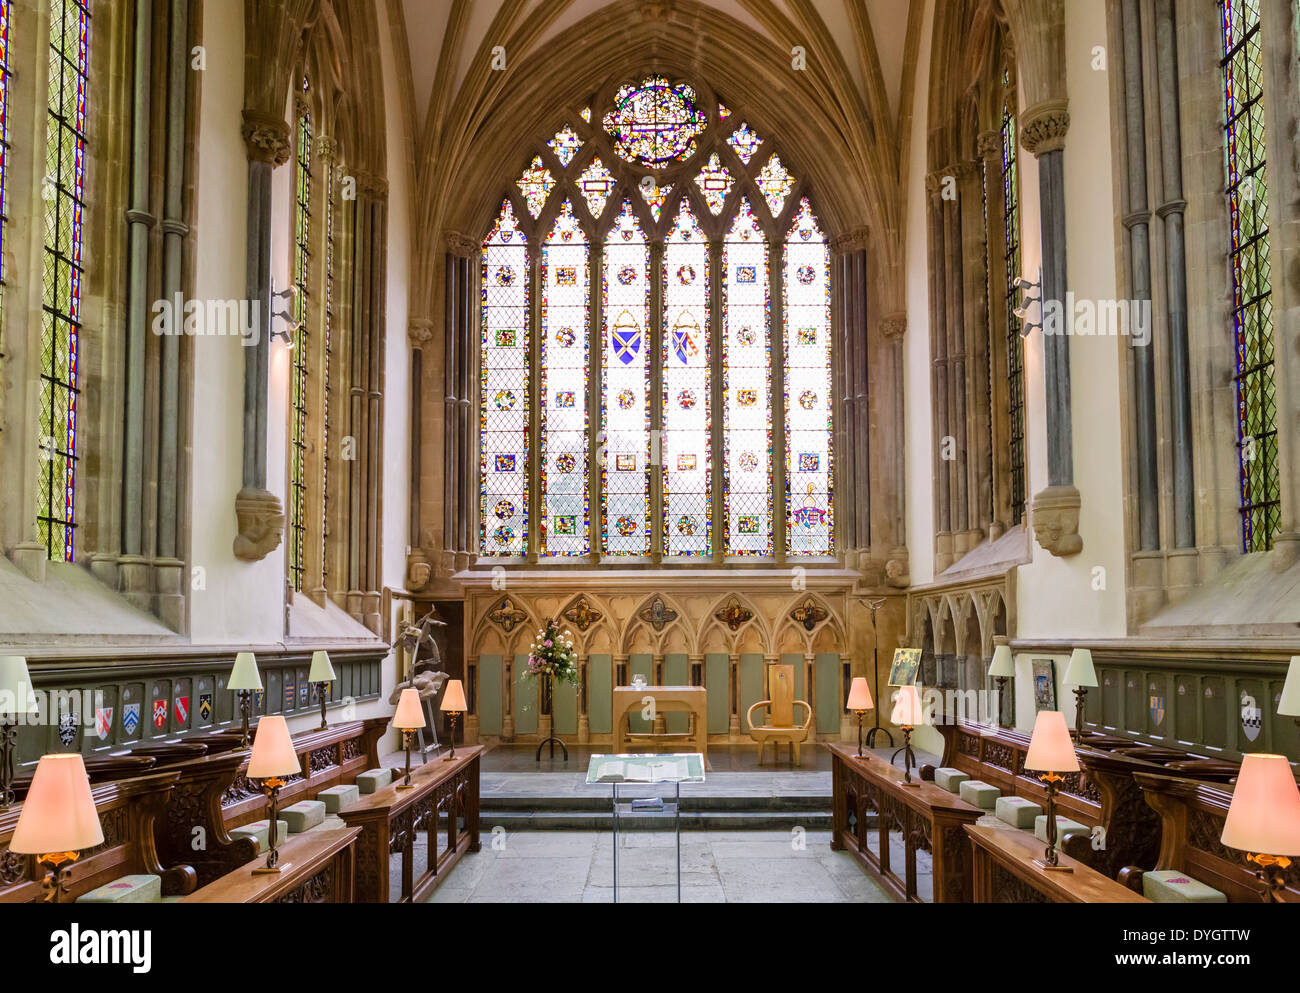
(888, 648), (922, 687)
(1032, 659), (1057, 712)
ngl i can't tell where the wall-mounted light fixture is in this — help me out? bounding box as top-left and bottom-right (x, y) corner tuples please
(270, 282), (300, 347)
(1013, 268), (1043, 337)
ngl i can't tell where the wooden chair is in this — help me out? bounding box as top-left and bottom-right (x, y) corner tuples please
(746, 664), (813, 765)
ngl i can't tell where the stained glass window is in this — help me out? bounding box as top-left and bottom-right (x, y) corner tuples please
(638, 179), (670, 222)
(695, 153), (733, 215)
(602, 201), (651, 555)
(518, 155), (555, 218)
(723, 199), (771, 556)
(727, 123), (762, 165)
(38, 0), (91, 562)
(757, 153), (795, 218)
(547, 125), (583, 168)
(603, 75), (707, 168)
(320, 152), (335, 583)
(0, 0), (10, 354)
(1219, 0), (1279, 552)
(540, 200), (590, 556)
(288, 89), (311, 591)
(663, 201), (711, 556)
(480, 200), (529, 556)
(1001, 78), (1027, 526)
(784, 199), (833, 556)
(577, 157), (616, 218)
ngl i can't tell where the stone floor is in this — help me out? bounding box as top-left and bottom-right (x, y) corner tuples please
(424, 828), (896, 903)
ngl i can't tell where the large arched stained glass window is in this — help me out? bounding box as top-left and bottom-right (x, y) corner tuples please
(38, 0), (91, 562)
(784, 198), (832, 556)
(602, 201), (651, 555)
(663, 200), (711, 557)
(480, 201), (530, 556)
(479, 77), (837, 561)
(539, 199), (590, 556)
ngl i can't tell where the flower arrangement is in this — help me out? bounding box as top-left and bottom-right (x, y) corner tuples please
(525, 620), (580, 686)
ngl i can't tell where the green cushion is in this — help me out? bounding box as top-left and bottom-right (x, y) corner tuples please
(1033, 815), (1090, 843)
(356, 768), (393, 794)
(76, 874), (161, 904)
(230, 818), (288, 854)
(934, 768), (970, 793)
(1142, 870), (1227, 903)
(959, 780), (1001, 810)
(318, 784), (360, 813)
(281, 799), (326, 833)
(995, 795), (1042, 829)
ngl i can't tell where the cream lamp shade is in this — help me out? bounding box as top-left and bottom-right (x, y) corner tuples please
(246, 716), (301, 779)
(0, 655), (37, 719)
(890, 685), (927, 727)
(1064, 648), (1098, 688)
(1023, 711), (1080, 773)
(988, 644), (1015, 680)
(440, 679), (468, 713)
(1278, 657), (1300, 717)
(1221, 753), (1300, 856)
(307, 650), (336, 684)
(228, 652), (263, 691)
(393, 687), (426, 729)
(9, 753), (104, 855)
(846, 677), (873, 712)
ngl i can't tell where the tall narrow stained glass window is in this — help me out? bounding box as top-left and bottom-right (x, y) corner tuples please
(784, 198), (832, 556)
(1000, 77), (1027, 526)
(288, 90), (312, 590)
(662, 200), (711, 556)
(38, 0), (91, 562)
(0, 0), (11, 355)
(480, 201), (530, 556)
(479, 78), (836, 562)
(539, 200), (590, 556)
(723, 198), (772, 555)
(603, 201), (651, 555)
(320, 153), (335, 582)
(1219, 0), (1279, 552)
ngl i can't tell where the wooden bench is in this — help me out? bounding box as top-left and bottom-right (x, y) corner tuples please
(181, 827), (361, 903)
(830, 744), (984, 902)
(1119, 772), (1299, 902)
(339, 746), (481, 903)
(966, 823), (1148, 903)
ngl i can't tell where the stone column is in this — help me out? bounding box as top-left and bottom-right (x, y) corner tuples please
(588, 242), (604, 564)
(804, 652), (817, 732)
(728, 653), (741, 741)
(851, 245), (871, 560)
(926, 172), (954, 572)
(502, 655), (515, 741)
(1022, 102), (1083, 556)
(442, 253), (460, 572)
(771, 236), (789, 564)
(577, 655), (590, 743)
(943, 166), (971, 556)
(839, 652), (853, 742)
(234, 110), (290, 563)
(652, 654), (666, 734)
(834, 247), (857, 560)
(406, 319), (433, 590)
(465, 655), (480, 744)
(979, 131), (1013, 539)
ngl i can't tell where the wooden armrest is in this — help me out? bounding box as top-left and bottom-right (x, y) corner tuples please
(746, 700), (771, 731)
(1116, 866), (1145, 893)
(793, 700), (814, 730)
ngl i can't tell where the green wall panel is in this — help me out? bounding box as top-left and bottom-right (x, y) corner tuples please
(816, 653), (840, 733)
(588, 654), (613, 735)
(705, 653), (730, 734)
(553, 677), (577, 735)
(738, 654), (765, 734)
(513, 654), (538, 735)
(664, 653), (689, 732)
(478, 654), (503, 736)
(627, 654), (654, 732)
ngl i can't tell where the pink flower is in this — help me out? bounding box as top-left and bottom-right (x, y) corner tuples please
(544, 639), (553, 647)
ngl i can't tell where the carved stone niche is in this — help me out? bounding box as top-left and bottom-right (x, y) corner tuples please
(233, 487), (286, 562)
(1030, 484), (1083, 557)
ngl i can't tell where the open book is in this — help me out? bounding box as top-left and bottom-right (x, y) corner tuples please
(595, 756), (691, 783)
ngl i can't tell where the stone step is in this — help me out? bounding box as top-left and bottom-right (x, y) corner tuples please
(480, 793), (831, 813)
(479, 809), (843, 832)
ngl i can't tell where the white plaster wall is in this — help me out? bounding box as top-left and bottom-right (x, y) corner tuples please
(189, 1), (285, 644)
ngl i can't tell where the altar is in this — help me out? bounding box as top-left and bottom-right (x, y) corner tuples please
(611, 685), (708, 763)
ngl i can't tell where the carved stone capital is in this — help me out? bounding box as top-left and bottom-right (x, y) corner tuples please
(924, 170), (949, 194)
(1019, 100), (1071, 157)
(408, 318), (435, 348)
(241, 110), (292, 166)
(445, 230), (478, 257)
(233, 487), (285, 562)
(406, 550), (432, 592)
(354, 170), (389, 201)
(315, 134), (339, 162)
(977, 131), (1002, 160)
(885, 553), (911, 589)
(1030, 484), (1084, 557)
(880, 312), (907, 341)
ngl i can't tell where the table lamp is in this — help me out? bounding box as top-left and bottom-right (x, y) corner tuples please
(247, 715), (301, 874)
(392, 687), (425, 788)
(1023, 710), (1079, 872)
(308, 650), (337, 731)
(890, 685), (927, 787)
(846, 677), (874, 757)
(9, 753), (104, 902)
(988, 641), (1015, 729)
(0, 655), (37, 809)
(1278, 657), (1300, 729)
(441, 679), (467, 761)
(1064, 648), (1098, 741)
(1221, 753), (1300, 902)
(228, 652), (263, 748)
